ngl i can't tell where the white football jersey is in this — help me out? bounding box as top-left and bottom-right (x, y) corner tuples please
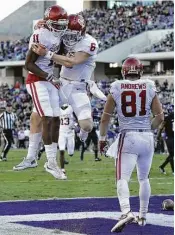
(59, 105), (75, 133)
(60, 34), (98, 82)
(110, 79), (157, 131)
(29, 28), (61, 74)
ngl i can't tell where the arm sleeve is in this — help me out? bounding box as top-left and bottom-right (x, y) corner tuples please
(77, 38), (99, 56)
(110, 81), (120, 102)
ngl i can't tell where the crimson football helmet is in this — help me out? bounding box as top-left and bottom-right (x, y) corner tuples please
(44, 5), (68, 37)
(62, 14), (86, 47)
(121, 57), (143, 79)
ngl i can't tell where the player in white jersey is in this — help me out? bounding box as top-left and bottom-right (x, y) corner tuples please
(31, 14), (106, 143)
(13, 5), (68, 180)
(58, 104), (75, 175)
(99, 57), (164, 232)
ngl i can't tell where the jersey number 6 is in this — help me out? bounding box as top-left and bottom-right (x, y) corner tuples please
(121, 90), (146, 117)
(90, 43), (96, 51)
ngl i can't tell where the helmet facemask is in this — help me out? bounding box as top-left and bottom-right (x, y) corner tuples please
(62, 29), (83, 47)
(46, 19), (68, 37)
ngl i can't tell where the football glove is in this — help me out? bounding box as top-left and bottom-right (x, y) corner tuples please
(99, 140), (108, 157)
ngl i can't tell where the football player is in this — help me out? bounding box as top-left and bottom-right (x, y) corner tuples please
(99, 57), (164, 232)
(31, 14), (106, 144)
(58, 104), (75, 176)
(13, 5), (68, 180)
(158, 108), (174, 174)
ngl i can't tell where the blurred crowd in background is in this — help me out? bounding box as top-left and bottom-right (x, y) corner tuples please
(0, 78), (173, 153)
(0, 1), (174, 61)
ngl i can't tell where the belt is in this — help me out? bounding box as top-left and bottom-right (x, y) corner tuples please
(121, 129), (152, 133)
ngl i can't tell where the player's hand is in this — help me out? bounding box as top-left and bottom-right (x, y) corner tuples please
(66, 52), (75, 58)
(34, 20), (46, 30)
(32, 43), (47, 56)
(99, 140), (108, 157)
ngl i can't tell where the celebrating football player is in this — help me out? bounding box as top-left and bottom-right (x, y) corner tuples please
(31, 14), (106, 143)
(99, 57), (164, 232)
(13, 5), (68, 180)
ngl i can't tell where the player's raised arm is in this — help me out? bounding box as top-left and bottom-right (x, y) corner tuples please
(151, 94), (164, 129)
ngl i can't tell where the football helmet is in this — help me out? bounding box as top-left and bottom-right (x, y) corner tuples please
(162, 199), (174, 210)
(62, 14), (86, 47)
(122, 57), (143, 79)
(44, 5), (68, 37)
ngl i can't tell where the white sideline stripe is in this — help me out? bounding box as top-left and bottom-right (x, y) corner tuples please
(0, 194), (173, 203)
(0, 212), (173, 228)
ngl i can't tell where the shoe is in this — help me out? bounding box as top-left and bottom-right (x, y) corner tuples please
(44, 160), (67, 180)
(111, 211), (135, 233)
(159, 166), (166, 174)
(135, 216), (146, 226)
(0, 157), (7, 161)
(95, 157), (102, 161)
(61, 169), (68, 178)
(13, 158), (38, 171)
(64, 159), (69, 165)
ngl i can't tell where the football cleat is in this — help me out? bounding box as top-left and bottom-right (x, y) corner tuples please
(95, 157), (102, 161)
(0, 157), (7, 161)
(162, 199), (174, 211)
(13, 158), (38, 171)
(135, 216), (146, 226)
(111, 211), (135, 233)
(44, 161), (67, 180)
(159, 166), (166, 174)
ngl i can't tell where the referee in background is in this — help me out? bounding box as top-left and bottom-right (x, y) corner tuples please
(0, 103), (17, 161)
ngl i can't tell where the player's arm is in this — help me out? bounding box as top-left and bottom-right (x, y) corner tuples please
(100, 94), (116, 139)
(31, 43), (90, 67)
(157, 121), (165, 140)
(25, 48), (48, 79)
(151, 94), (164, 129)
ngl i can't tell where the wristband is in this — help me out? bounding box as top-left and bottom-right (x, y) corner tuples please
(45, 51), (54, 60)
(99, 136), (106, 141)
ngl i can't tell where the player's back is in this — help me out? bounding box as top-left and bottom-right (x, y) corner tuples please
(60, 34), (98, 82)
(110, 79), (156, 131)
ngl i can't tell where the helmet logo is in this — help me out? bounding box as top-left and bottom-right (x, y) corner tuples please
(45, 7), (51, 18)
(78, 15), (85, 28)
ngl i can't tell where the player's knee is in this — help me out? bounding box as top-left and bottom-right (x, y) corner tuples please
(30, 112), (42, 132)
(138, 178), (149, 185)
(80, 120), (93, 132)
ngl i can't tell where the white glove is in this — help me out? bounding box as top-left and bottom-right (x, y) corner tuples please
(88, 81), (107, 101)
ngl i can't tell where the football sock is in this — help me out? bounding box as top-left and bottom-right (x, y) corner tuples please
(139, 179), (151, 218)
(117, 179), (131, 214)
(26, 132), (42, 160)
(79, 129), (88, 142)
(52, 142), (58, 158)
(45, 144), (55, 161)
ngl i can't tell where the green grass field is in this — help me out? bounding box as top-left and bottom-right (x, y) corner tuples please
(0, 150), (173, 201)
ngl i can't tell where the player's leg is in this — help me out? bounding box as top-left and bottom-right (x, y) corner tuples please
(160, 138), (174, 173)
(111, 133), (137, 232)
(13, 111), (42, 170)
(58, 133), (66, 170)
(67, 134), (75, 156)
(136, 132), (154, 226)
(91, 128), (101, 161)
(80, 133), (91, 160)
(70, 91), (93, 142)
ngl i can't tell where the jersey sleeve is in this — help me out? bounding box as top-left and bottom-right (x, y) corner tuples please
(110, 81), (120, 102)
(77, 37), (98, 56)
(28, 29), (49, 50)
(148, 79), (157, 100)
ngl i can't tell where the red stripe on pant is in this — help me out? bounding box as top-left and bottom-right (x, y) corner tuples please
(32, 83), (44, 117)
(116, 133), (125, 180)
